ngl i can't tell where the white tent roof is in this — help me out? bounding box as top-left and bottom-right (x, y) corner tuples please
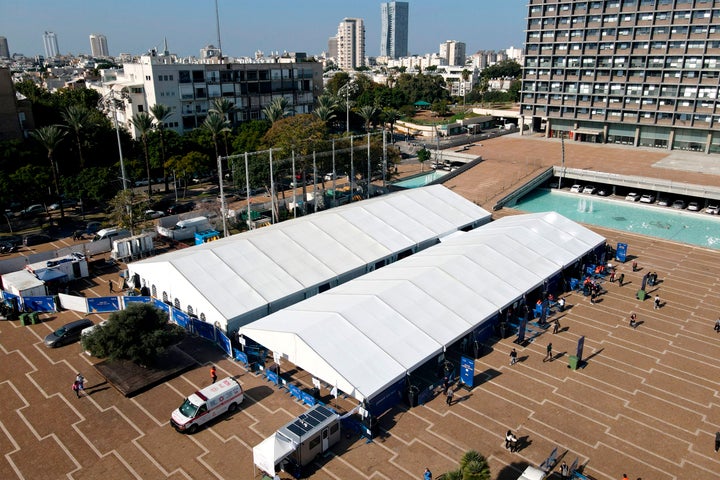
(239, 212), (605, 402)
(252, 432), (295, 476)
(128, 185), (490, 329)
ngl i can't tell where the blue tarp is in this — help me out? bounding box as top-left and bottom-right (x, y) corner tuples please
(35, 269), (68, 282)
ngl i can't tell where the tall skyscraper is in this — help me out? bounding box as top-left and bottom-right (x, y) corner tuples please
(380, 1), (409, 59)
(89, 34), (109, 57)
(439, 40), (466, 66)
(336, 18), (365, 71)
(43, 31), (59, 58)
(0, 37), (9, 58)
(521, 0), (720, 153)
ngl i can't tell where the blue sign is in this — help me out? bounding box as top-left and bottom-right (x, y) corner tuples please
(123, 296), (152, 306)
(459, 356), (475, 388)
(216, 330), (231, 356)
(266, 369), (279, 385)
(22, 296), (56, 312)
(576, 335), (585, 362)
(191, 317), (215, 341)
(88, 297), (120, 313)
(300, 391), (316, 406)
(172, 308), (190, 329)
(152, 298), (171, 314)
(287, 383), (302, 400)
(233, 349), (248, 365)
(616, 243), (628, 263)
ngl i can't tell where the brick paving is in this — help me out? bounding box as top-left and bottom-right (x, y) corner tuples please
(1, 135), (719, 480)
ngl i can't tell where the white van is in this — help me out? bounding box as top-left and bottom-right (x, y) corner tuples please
(92, 228), (131, 242)
(157, 216), (212, 241)
(170, 377), (244, 433)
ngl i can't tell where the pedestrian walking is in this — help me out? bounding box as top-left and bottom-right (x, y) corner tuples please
(714, 318), (720, 333)
(108, 280), (114, 293)
(654, 295), (661, 310)
(632, 260), (638, 272)
(610, 271), (616, 283)
(553, 319), (560, 334)
(715, 431), (720, 452)
(72, 381), (81, 398)
(75, 373), (85, 395)
(590, 291), (597, 304)
(545, 342), (553, 362)
(210, 365), (217, 384)
(630, 312), (637, 328)
(446, 388), (454, 406)
(442, 376), (450, 395)
(560, 461), (569, 480)
(424, 467), (432, 480)
(622, 474), (629, 480)
(505, 430), (518, 452)
(618, 273), (625, 286)
(509, 348), (517, 365)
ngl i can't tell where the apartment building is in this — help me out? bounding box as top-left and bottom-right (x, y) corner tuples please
(440, 40), (467, 66)
(520, 0), (720, 153)
(381, 1), (409, 59)
(89, 34), (109, 57)
(337, 18), (366, 71)
(101, 49), (323, 138)
(43, 32), (59, 58)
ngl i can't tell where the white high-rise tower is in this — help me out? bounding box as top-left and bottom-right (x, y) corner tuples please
(336, 18), (365, 71)
(89, 34), (109, 57)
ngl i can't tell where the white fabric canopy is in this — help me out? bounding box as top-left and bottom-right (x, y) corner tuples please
(252, 432), (296, 476)
(240, 212), (605, 402)
(128, 185), (490, 330)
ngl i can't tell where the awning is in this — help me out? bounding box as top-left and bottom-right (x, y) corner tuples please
(36, 269), (68, 282)
(573, 127), (603, 135)
(253, 433), (296, 476)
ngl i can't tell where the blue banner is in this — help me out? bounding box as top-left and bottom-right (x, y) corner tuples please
(152, 298), (171, 314)
(123, 296), (152, 306)
(88, 297), (120, 313)
(300, 391), (316, 406)
(517, 313), (528, 343)
(287, 383), (302, 400)
(216, 330), (231, 356)
(266, 369), (279, 385)
(459, 356), (475, 388)
(233, 349), (248, 365)
(576, 335), (585, 362)
(192, 317), (216, 341)
(616, 242), (628, 263)
(172, 308), (190, 329)
(22, 296), (56, 312)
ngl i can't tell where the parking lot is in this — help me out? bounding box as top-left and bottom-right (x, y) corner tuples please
(1, 135), (719, 480)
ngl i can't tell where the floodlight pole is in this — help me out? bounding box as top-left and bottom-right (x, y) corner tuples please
(217, 155), (229, 237)
(108, 91), (128, 191)
(367, 132), (371, 200)
(244, 152), (252, 229)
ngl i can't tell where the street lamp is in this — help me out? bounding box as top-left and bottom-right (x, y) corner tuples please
(99, 88), (130, 191)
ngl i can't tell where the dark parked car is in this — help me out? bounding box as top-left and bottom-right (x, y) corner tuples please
(23, 234), (53, 247)
(44, 318), (94, 348)
(166, 202), (195, 215)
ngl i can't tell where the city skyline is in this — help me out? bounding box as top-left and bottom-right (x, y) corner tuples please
(0, 0), (526, 59)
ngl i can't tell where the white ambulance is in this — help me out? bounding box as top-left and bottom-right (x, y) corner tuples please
(171, 377), (244, 433)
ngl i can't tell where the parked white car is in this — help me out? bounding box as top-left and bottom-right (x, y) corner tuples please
(639, 194), (655, 204)
(570, 184), (583, 193)
(582, 185), (596, 194)
(705, 204), (719, 215)
(625, 192), (640, 202)
(687, 201), (700, 211)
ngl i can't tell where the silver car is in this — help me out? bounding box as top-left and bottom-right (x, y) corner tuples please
(44, 319), (94, 348)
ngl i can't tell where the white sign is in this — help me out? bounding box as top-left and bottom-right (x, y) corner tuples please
(312, 377), (321, 390)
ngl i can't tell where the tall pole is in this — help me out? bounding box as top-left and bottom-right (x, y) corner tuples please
(382, 128), (387, 188)
(350, 136), (355, 201)
(331, 139), (336, 206)
(346, 82), (350, 134)
(366, 132), (371, 200)
(559, 132), (566, 190)
(110, 93), (128, 191)
(244, 152), (252, 228)
(214, 0), (222, 57)
(217, 155), (229, 237)
(269, 149), (276, 224)
(291, 150), (297, 219)
(313, 151), (318, 213)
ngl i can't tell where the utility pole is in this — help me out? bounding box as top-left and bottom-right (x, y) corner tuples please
(559, 132), (566, 190)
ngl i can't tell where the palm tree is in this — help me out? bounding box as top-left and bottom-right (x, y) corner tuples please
(263, 97), (293, 123)
(461, 69), (471, 106)
(61, 105), (93, 168)
(357, 105), (377, 132)
(382, 108), (401, 140)
(201, 112), (231, 166)
(209, 98), (235, 156)
(130, 112), (155, 199)
(30, 125), (67, 218)
(149, 104), (173, 192)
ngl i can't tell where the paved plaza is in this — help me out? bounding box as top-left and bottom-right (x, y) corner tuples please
(1, 135), (719, 480)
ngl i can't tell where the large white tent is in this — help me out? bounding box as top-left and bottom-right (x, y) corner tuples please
(128, 185), (490, 332)
(239, 212), (605, 404)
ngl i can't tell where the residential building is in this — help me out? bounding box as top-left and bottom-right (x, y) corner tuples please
(0, 37), (9, 59)
(89, 34), (109, 57)
(0, 67), (33, 140)
(43, 31), (59, 58)
(95, 47), (323, 138)
(336, 18), (365, 71)
(327, 36), (338, 61)
(439, 40), (466, 66)
(380, 1), (409, 59)
(520, 0), (720, 154)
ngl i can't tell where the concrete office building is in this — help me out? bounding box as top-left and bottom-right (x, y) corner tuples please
(520, 0), (720, 154)
(89, 34), (109, 57)
(380, 1), (409, 59)
(336, 18), (365, 71)
(0, 37), (9, 58)
(43, 31), (59, 58)
(98, 47), (323, 138)
(440, 40), (466, 66)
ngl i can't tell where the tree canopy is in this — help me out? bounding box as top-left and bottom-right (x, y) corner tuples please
(81, 303), (185, 366)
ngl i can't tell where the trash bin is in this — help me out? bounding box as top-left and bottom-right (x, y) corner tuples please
(19, 313), (29, 326)
(30, 312), (40, 324)
(637, 289), (646, 301)
(568, 355), (579, 370)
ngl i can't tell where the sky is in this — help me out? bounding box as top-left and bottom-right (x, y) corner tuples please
(0, 0), (527, 59)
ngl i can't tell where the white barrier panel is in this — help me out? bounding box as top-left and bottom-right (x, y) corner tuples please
(58, 293), (89, 314)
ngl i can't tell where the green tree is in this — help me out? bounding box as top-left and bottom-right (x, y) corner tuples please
(417, 147), (431, 172)
(149, 103), (173, 192)
(107, 188), (149, 234)
(459, 450), (490, 480)
(461, 69), (471, 106)
(30, 125), (67, 217)
(201, 112), (231, 170)
(382, 108), (402, 138)
(263, 97), (293, 123)
(130, 112), (155, 199)
(431, 100), (449, 117)
(81, 303), (184, 366)
(209, 98), (236, 156)
(232, 120), (270, 153)
(61, 105), (94, 168)
(480, 59), (522, 80)
(165, 151), (210, 198)
(357, 105), (377, 132)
